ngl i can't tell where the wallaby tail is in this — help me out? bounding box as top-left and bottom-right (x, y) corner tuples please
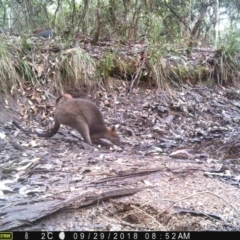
(36, 121), (60, 137)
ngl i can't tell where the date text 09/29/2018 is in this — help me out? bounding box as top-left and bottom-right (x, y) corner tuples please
(8, 231), (191, 240)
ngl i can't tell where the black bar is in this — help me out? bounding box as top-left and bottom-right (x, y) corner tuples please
(0, 231), (239, 240)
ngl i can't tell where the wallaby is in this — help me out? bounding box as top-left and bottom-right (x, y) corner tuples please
(13, 98), (120, 146)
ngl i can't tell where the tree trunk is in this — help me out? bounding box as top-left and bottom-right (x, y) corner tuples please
(60, 0), (66, 29)
(214, 0), (219, 48)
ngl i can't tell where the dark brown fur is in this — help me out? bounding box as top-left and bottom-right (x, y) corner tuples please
(36, 99), (120, 145)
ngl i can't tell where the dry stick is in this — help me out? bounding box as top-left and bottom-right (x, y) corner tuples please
(31, 44), (38, 83)
(128, 46), (148, 93)
(158, 190), (240, 216)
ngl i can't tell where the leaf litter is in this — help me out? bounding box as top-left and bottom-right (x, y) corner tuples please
(0, 85), (240, 231)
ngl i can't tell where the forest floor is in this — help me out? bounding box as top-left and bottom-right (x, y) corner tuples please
(0, 83), (240, 231)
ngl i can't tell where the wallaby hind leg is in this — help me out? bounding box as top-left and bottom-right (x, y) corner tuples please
(75, 120), (92, 144)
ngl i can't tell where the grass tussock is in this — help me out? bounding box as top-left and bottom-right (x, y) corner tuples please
(148, 43), (212, 88)
(0, 37), (21, 95)
(98, 51), (131, 81)
(54, 47), (98, 91)
(210, 42), (240, 86)
(148, 45), (171, 89)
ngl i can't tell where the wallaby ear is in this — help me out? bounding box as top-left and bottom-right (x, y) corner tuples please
(111, 126), (116, 132)
(63, 93), (73, 99)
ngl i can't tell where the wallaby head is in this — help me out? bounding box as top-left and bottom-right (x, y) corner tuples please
(105, 126), (120, 145)
(91, 125), (120, 145)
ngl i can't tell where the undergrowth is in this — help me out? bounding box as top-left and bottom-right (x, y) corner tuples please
(0, 37), (20, 95)
(0, 33), (240, 96)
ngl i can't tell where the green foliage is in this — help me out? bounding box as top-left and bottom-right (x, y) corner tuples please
(221, 30), (240, 57)
(0, 0), (238, 47)
(0, 0), (239, 93)
(209, 29), (240, 86)
(102, 51), (115, 78)
(18, 59), (34, 84)
(20, 35), (34, 52)
(0, 37), (20, 94)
